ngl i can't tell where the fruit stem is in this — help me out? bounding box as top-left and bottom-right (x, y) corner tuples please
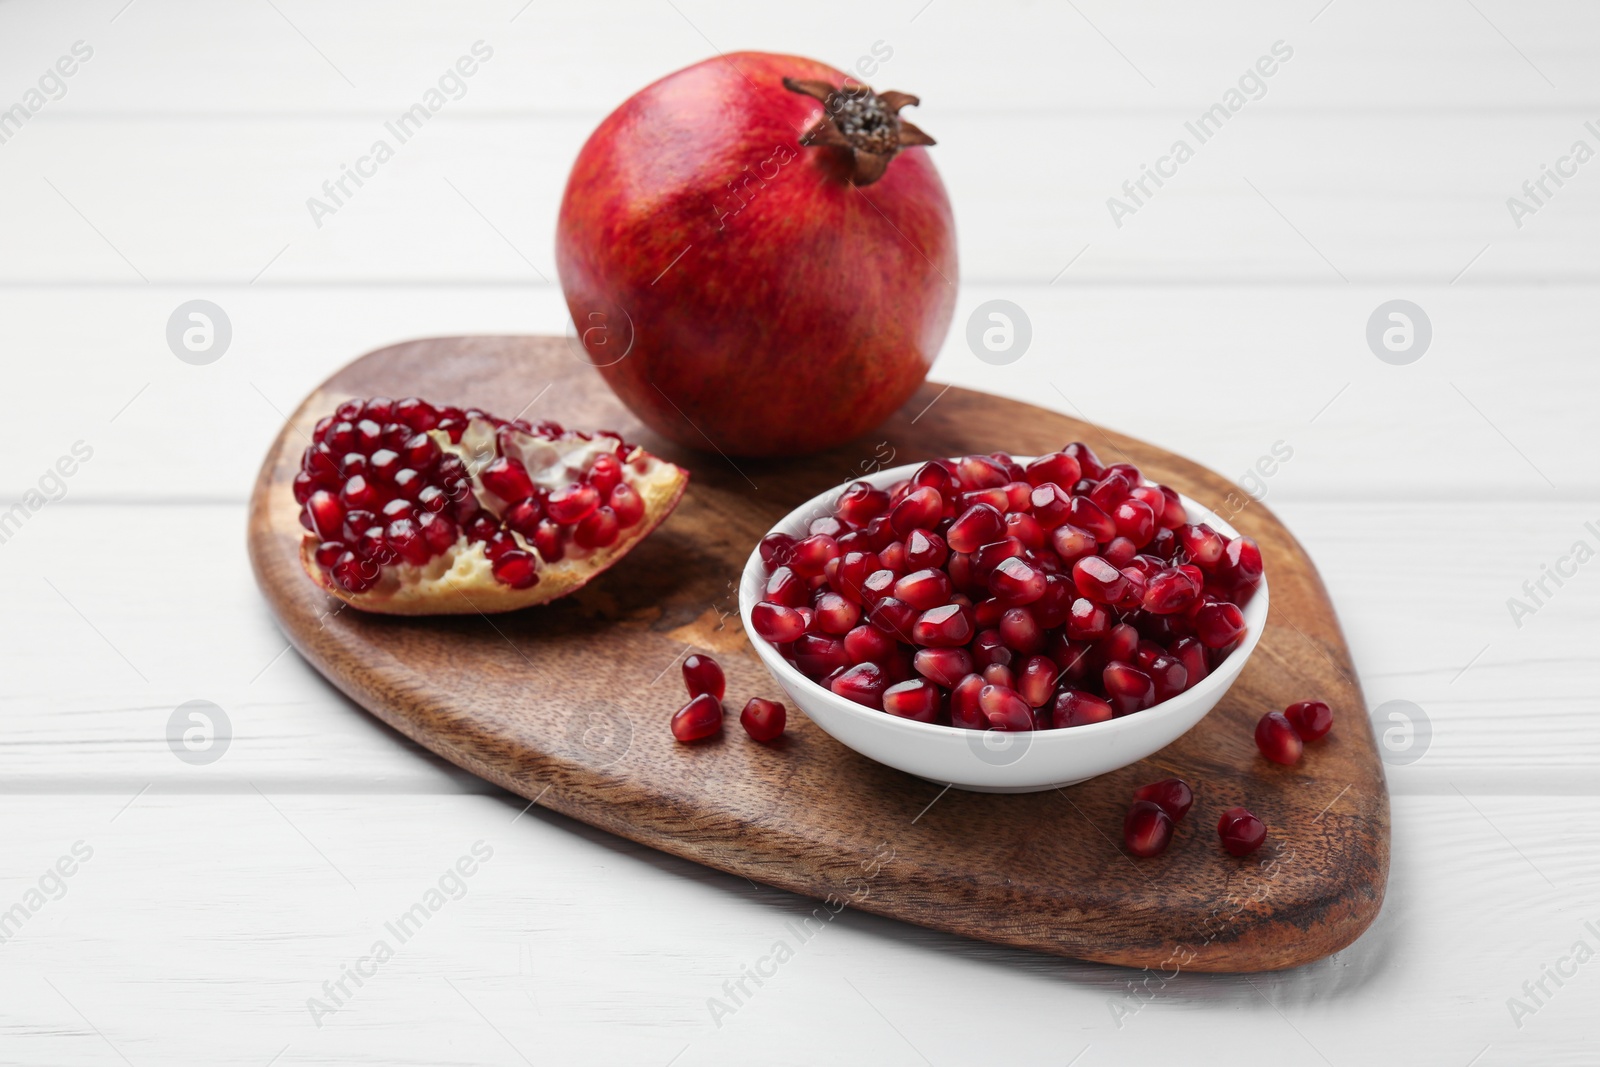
(782, 77), (935, 186)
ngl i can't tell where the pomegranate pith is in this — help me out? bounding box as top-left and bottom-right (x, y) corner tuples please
(295, 397), (688, 614)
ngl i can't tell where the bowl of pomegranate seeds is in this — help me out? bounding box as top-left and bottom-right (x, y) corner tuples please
(738, 447), (1268, 792)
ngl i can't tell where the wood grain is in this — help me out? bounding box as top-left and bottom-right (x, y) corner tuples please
(246, 334), (1388, 972)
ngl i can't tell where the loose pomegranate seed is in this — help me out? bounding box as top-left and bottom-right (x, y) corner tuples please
(913, 646), (973, 687)
(903, 529), (948, 570)
(789, 534), (841, 578)
(859, 568), (897, 607)
(1194, 600), (1247, 649)
(1018, 654), (1058, 707)
(1004, 511), (1045, 549)
(978, 684), (1033, 731)
(1220, 536), (1264, 586)
(894, 568), (953, 611)
(882, 678), (942, 722)
(1170, 637), (1209, 688)
(1103, 662), (1155, 716)
(1024, 451), (1082, 488)
(844, 623), (896, 663)
(1144, 654), (1189, 701)
(1255, 711), (1304, 764)
(752, 602), (807, 643)
(740, 698), (786, 742)
(548, 482), (600, 524)
(1051, 689), (1113, 728)
(948, 674), (987, 728)
(682, 653), (726, 700)
(889, 486), (943, 537)
(765, 566), (809, 608)
(911, 460), (954, 493)
(1111, 498), (1156, 547)
(970, 628), (1012, 668)
(995, 605), (1044, 654)
(1143, 566), (1201, 615)
(1133, 778), (1193, 820)
(973, 537), (1026, 574)
(1123, 800), (1174, 858)
(989, 556), (1046, 605)
(947, 503), (1005, 554)
(1179, 523), (1225, 569)
(1073, 556), (1129, 605)
(831, 662), (888, 708)
(792, 634), (852, 679)
(956, 454), (1009, 489)
(672, 693), (723, 743)
(1285, 700), (1333, 741)
(981, 662), (1015, 688)
(1218, 806), (1266, 856)
(759, 532), (797, 570)
(836, 481), (891, 526)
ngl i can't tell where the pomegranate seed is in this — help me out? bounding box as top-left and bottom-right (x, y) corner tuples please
(830, 551), (880, 604)
(950, 674), (987, 729)
(1103, 537), (1138, 567)
(1049, 523), (1095, 563)
(1060, 442), (1104, 481)
(844, 624), (896, 663)
(313, 540), (345, 567)
(682, 653), (725, 700)
(911, 603), (974, 647)
(1179, 523), (1225, 569)
(1220, 536), (1264, 586)
(1066, 597), (1110, 641)
(400, 434), (437, 471)
(792, 634), (851, 679)
(904, 529), (948, 570)
(394, 396), (438, 430)
(752, 602), (807, 643)
(837, 481), (891, 526)
(491, 550), (539, 589)
(548, 482), (600, 524)
(1123, 800), (1174, 858)
(1285, 700), (1333, 741)
(997, 606), (1045, 654)
(1133, 778), (1194, 820)
(671, 693), (723, 742)
(1156, 486), (1187, 528)
(1170, 637), (1209, 688)
(1024, 452), (1082, 488)
(609, 483), (645, 526)
(808, 516), (844, 538)
(1255, 711), (1304, 764)
(1143, 566), (1201, 615)
(971, 628), (1012, 667)
(533, 519), (564, 562)
(480, 457), (535, 503)
(1194, 600), (1246, 649)
(759, 532), (797, 570)
(863, 516), (896, 551)
(982, 662), (1015, 689)
(882, 678), (942, 722)
(914, 646), (974, 687)
(876, 540), (908, 575)
(1004, 511), (1045, 549)
(978, 684), (1033, 731)
(1145, 654), (1189, 701)
(303, 490), (346, 541)
(575, 506), (621, 548)
(947, 503), (1005, 554)
(1052, 689), (1112, 728)
(1103, 662), (1156, 715)
(740, 698), (786, 741)
(859, 568), (897, 607)
(831, 662), (888, 708)
(789, 534), (841, 578)
(1111, 499), (1156, 547)
(812, 592), (861, 635)
(894, 568), (953, 611)
(386, 518), (432, 565)
(419, 512), (456, 554)
(889, 486), (943, 537)
(867, 597), (918, 642)
(1072, 556), (1129, 604)
(766, 566), (808, 608)
(911, 460), (953, 493)
(1218, 806), (1267, 856)
(1018, 655), (1058, 707)
(956, 454), (1008, 489)
(989, 556), (1046, 605)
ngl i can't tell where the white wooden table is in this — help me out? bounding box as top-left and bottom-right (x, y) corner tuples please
(2, 1), (1595, 1063)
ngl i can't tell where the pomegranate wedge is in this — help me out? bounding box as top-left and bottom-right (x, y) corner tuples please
(293, 396), (688, 614)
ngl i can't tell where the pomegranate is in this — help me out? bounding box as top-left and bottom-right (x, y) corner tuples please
(750, 447), (1259, 732)
(556, 52), (957, 457)
(294, 397), (687, 614)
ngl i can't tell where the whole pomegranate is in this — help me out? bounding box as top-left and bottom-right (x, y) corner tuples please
(557, 52), (957, 458)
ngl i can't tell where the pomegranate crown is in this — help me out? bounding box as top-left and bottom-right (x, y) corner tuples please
(782, 77), (935, 186)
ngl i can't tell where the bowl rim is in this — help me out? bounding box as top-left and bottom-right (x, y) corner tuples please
(737, 457), (1269, 748)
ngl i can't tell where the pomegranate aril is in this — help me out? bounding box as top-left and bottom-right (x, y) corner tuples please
(331, 551), (376, 592)
(887, 568), (948, 612)
(587, 453), (623, 497)
(978, 684), (1033, 731)
(947, 503), (1005, 554)
(418, 512), (457, 553)
(1218, 806), (1267, 856)
(504, 499), (543, 536)
(836, 481), (891, 526)
(394, 396), (439, 430)
(1017, 654), (1058, 708)
(609, 483), (645, 526)
(1133, 778), (1194, 820)
(1156, 486), (1187, 529)
(532, 519), (565, 562)
(1104, 662), (1156, 716)
(973, 537), (1026, 574)
(844, 623), (896, 664)
(831, 662), (888, 709)
(956, 454), (1009, 489)
(792, 634), (852, 679)
(1285, 700), (1333, 742)
(911, 603), (974, 647)
(740, 698), (786, 742)
(1179, 523), (1225, 569)
(1143, 566), (1202, 615)
(1024, 451), (1082, 488)
(671, 693), (723, 743)
(1255, 711), (1303, 764)
(1052, 689), (1112, 728)
(1171, 637), (1209, 688)
(889, 486), (943, 537)
(789, 534), (841, 578)
(1111, 499), (1156, 547)
(340, 473), (381, 511)
(1050, 523), (1096, 562)
(1123, 800), (1174, 858)
(682, 653), (726, 700)
(313, 540), (345, 568)
(988, 556), (1046, 605)
(752, 601), (807, 643)
(766, 566), (809, 608)
(1073, 556), (1129, 604)
(574, 505), (621, 548)
(1145, 654), (1189, 701)
(381, 498), (416, 522)
(303, 490), (346, 541)
(355, 419), (384, 453)
(386, 518), (432, 565)
(882, 678), (942, 722)
(548, 482), (600, 524)
(1220, 536), (1264, 585)
(1103, 537), (1138, 567)
(491, 550), (539, 589)
(1065, 497), (1116, 542)
(812, 592), (861, 635)
(982, 662), (1015, 689)
(1060, 442), (1104, 481)
(971, 628), (1012, 668)
(1194, 600), (1247, 649)
(994, 606), (1042, 654)
(950, 674), (988, 729)
(903, 529), (948, 570)
(759, 532), (797, 570)
(913, 647), (974, 687)
(867, 597), (918, 642)
(1066, 597), (1110, 641)
(1004, 511), (1045, 549)
(876, 539), (908, 575)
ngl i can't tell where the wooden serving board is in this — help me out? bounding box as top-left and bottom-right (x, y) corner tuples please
(248, 336), (1388, 972)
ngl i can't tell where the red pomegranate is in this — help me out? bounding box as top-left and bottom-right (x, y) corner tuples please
(557, 51), (957, 457)
(293, 396), (687, 614)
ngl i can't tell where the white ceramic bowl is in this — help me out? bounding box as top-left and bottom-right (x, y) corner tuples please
(739, 460), (1268, 792)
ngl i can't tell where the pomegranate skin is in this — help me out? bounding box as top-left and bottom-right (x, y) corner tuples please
(557, 52), (957, 457)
